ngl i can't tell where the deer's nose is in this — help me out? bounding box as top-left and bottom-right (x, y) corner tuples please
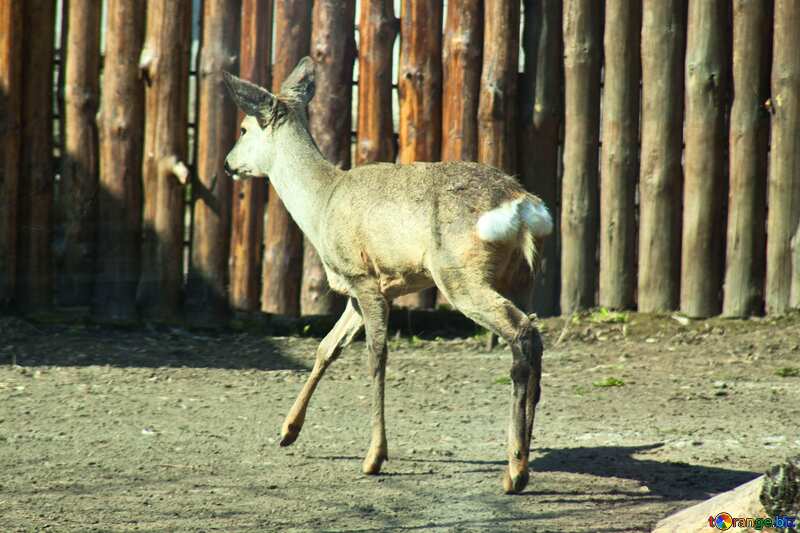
(223, 160), (233, 176)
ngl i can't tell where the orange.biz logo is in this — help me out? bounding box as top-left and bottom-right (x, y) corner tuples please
(708, 512), (797, 530)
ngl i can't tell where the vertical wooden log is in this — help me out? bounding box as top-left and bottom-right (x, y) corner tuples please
(261, 0), (312, 316)
(94, 0), (145, 321)
(302, 0), (356, 316)
(680, 0), (730, 318)
(766, 0), (800, 313)
(478, 0), (519, 173)
(59, 0), (101, 306)
(17, 0), (56, 312)
(137, 0), (192, 321)
(442, 0), (482, 163)
(724, 0), (770, 317)
(520, 0), (562, 317)
(394, 0), (443, 310)
(229, 0), (272, 312)
(638, 0), (687, 313)
(0, 0), (22, 307)
(356, 0), (398, 165)
(560, 0), (601, 313)
(793, 221), (800, 307)
(599, 0), (639, 310)
(186, 0), (240, 323)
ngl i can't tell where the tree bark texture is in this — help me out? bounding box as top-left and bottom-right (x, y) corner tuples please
(261, 0), (312, 316)
(520, 0), (562, 317)
(0, 0), (22, 307)
(766, 0), (800, 314)
(137, 0), (192, 321)
(229, 0), (272, 312)
(477, 0), (519, 173)
(724, 0), (770, 317)
(17, 0), (56, 312)
(680, 0), (730, 318)
(59, 0), (102, 306)
(394, 0), (443, 310)
(187, 0), (240, 323)
(599, 0), (639, 311)
(94, 0), (145, 321)
(441, 0), (482, 163)
(560, 0), (602, 313)
(638, 0), (687, 313)
(356, 0), (398, 165)
(302, 0), (356, 316)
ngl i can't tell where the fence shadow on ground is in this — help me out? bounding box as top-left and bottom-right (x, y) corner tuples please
(0, 316), (309, 371)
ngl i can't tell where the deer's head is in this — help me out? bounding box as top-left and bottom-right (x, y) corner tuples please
(223, 57), (316, 180)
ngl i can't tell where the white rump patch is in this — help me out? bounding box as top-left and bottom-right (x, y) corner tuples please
(476, 197), (553, 242)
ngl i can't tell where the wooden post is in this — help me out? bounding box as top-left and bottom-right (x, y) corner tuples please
(17, 0), (56, 312)
(0, 0), (22, 307)
(520, 0), (562, 317)
(356, 0), (398, 166)
(560, 0), (601, 313)
(599, 0), (639, 311)
(137, 0), (192, 321)
(655, 456), (800, 533)
(187, 0), (240, 323)
(441, 0), (482, 163)
(94, 0), (146, 321)
(229, 0), (271, 312)
(680, 0), (730, 318)
(723, 0), (770, 317)
(59, 0), (102, 306)
(766, 0), (800, 314)
(793, 221), (800, 307)
(261, 0), (312, 316)
(638, 0), (686, 313)
(302, 0), (356, 316)
(478, 0), (519, 174)
(394, 0), (443, 310)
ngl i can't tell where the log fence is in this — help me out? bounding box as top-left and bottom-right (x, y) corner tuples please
(1, 0), (799, 324)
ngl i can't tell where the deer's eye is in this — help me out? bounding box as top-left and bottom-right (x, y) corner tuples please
(240, 127), (247, 136)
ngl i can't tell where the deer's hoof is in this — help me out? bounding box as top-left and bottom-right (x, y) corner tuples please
(279, 424), (301, 447)
(362, 450), (388, 475)
(502, 468), (530, 494)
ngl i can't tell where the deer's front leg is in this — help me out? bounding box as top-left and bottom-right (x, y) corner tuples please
(356, 289), (390, 475)
(280, 298), (363, 446)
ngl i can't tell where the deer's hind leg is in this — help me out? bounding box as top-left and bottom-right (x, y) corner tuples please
(435, 272), (541, 494)
(280, 298), (363, 446)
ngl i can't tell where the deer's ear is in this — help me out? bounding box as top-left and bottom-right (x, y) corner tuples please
(279, 56), (316, 106)
(223, 71), (275, 118)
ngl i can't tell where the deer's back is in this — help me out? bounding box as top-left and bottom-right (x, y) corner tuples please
(320, 161), (529, 286)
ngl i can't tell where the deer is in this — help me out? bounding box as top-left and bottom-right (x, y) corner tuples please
(222, 57), (553, 494)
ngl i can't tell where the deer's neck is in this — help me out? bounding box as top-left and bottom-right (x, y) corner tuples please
(265, 121), (339, 247)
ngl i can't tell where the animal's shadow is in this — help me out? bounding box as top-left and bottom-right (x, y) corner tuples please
(312, 443), (759, 501)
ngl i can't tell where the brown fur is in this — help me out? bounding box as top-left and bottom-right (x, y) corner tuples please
(223, 57), (550, 494)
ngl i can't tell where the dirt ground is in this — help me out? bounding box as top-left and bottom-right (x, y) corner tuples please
(1, 311), (798, 532)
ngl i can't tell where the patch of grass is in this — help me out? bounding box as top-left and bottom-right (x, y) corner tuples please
(589, 307), (629, 324)
(775, 367), (800, 378)
(592, 376), (625, 388)
(494, 375), (511, 385)
(574, 385), (590, 396)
